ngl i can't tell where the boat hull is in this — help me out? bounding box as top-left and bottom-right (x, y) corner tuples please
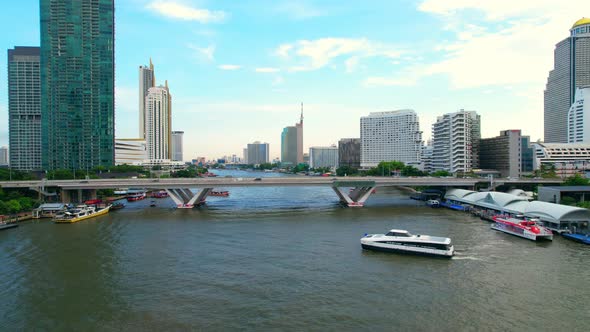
(561, 233), (590, 245)
(54, 206), (111, 224)
(0, 223), (19, 231)
(491, 223), (553, 241)
(361, 243), (454, 258)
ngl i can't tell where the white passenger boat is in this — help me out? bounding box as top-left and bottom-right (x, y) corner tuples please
(361, 229), (454, 257)
(491, 215), (553, 241)
(54, 204), (111, 223)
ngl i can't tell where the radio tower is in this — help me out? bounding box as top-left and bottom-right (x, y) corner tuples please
(300, 102), (304, 125)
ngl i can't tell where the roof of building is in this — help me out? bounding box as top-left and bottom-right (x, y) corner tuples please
(540, 186), (590, 192)
(445, 189), (590, 223)
(572, 17), (590, 28)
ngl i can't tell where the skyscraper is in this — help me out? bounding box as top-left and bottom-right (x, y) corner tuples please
(338, 138), (361, 168)
(568, 86), (590, 143)
(171, 131), (184, 161)
(544, 18), (590, 143)
(431, 110), (480, 174)
(247, 141), (270, 165)
(479, 130), (522, 178)
(8, 46), (41, 171)
(139, 59), (155, 139)
(40, 0), (115, 170)
(280, 105), (304, 166)
(0, 147), (8, 166)
(145, 85), (172, 160)
(309, 146), (338, 169)
(360, 110), (423, 168)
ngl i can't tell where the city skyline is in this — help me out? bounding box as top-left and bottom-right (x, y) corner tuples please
(1, 1), (590, 160)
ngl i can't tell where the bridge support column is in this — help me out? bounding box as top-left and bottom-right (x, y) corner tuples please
(332, 186), (376, 207)
(165, 188), (213, 209)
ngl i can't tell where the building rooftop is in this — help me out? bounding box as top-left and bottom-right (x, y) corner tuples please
(572, 17), (590, 29)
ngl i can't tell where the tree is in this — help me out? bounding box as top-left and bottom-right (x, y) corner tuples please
(563, 174), (589, 186)
(336, 166), (359, 176)
(401, 165), (426, 177)
(560, 196), (577, 206)
(431, 170), (451, 177)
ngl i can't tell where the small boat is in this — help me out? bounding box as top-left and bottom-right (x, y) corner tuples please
(54, 204), (111, 224)
(491, 215), (553, 241)
(110, 202), (126, 210)
(361, 229), (454, 257)
(151, 190), (169, 198)
(561, 232), (590, 245)
(0, 221), (19, 231)
(150, 200), (156, 207)
(210, 190), (229, 197)
(426, 199), (440, 208)
(84, 199), (103, 205)
(126, 192), (146, 201)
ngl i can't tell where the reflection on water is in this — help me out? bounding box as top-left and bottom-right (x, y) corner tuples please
(1, 170), (589, 330)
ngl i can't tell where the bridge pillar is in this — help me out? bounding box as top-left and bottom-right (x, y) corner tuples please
(165, 188), (213, 209)
(332, 186), (376, 207)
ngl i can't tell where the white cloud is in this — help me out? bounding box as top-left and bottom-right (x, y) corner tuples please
(415, 0), (590, 89)
(218, 64), (241, 70)
(188, 44), (215, 61)
(275, 38), (404, 72)
(255, 67), (281, 73)
(276, 2), (321, 20)
(147, 1), (226, 23)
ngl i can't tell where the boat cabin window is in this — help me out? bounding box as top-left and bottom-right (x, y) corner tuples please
(386, 232), (411, 237)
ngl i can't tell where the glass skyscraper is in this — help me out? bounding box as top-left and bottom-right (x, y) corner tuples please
(544, 18), (590, 143)
(8, 46), (41, 171)
(40, 0), (115, 170)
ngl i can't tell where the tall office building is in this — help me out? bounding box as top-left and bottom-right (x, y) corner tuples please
(8, 47), (41, 171)
(281, 106), (304, 166)
(432, 110), (480, 174)
(360, 110), (422, 168)
(247, 142), (270, 165)
(243, 148), (248, 164)
(309, 146), (338, 169)
(145, 85), (172, 160)
(40, 0), (115, 171)
(480, 130), (522, 178)
(139, 60), (155, 139)
(0, 147), (8, 166)
(171, 131), (184, 161)
(338, 138), (361, 168)
(568, 87), (590, 143)
(544, 18), (590, 143)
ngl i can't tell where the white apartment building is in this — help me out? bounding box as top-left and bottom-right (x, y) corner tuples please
(139, 60), (155, 139)
(532, 142), (590, 177)
(145, 86), (171, 160)
(115, 139), (147, 165)
(309, 146), (338, 169)
(432, 110), (480, 174)
(360, 110), (423, 168)
(568, 87), (590, 143)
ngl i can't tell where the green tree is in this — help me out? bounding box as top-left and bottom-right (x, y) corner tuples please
(5, 200), (22, 214)
(431, 170), (452, 177)
(48, 169), (75, 180)
(336, 166), (359, 176)
(560, 196), (577, 206)
(401, 165), (426, 176)
(563, 174), (589, 186)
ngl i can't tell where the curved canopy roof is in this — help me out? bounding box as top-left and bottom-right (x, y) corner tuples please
(572, 17), (590, 28)
(444, 189), (590, 223)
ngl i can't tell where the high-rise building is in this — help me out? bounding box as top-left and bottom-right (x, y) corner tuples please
(281, 106), (304, 166)
(139, 60), (155, 139)
(521, 135), (534, 174)
(360, 110), (422, 168)
(338, 138), (361, 168)
(171, 131), (184, 161)
(0, 146), (8, 166)
(243, 148), (248, 164)
(8, 46), (41, 171)
(421, 141), (434, 174)
(145, 85), (172, 160)
(480, 130), (522, 178)
(544, 18), (590, 143)
(568, 87), (590, 143)
(432, 110), (480, 174)
(115, 139), (147, 165)
(40, 0), (115, 170)
(309, 146), (338, 169)
(247, 142), (270, 165)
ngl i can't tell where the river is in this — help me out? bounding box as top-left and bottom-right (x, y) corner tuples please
(1, 170), (588, 330)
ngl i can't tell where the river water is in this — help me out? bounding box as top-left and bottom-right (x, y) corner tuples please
(1, 170), (589, 330)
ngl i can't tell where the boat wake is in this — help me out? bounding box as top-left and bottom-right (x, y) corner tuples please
(451, 255), (484, 261)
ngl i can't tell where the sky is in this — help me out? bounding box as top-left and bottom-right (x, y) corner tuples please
(1, 0), (590, 161)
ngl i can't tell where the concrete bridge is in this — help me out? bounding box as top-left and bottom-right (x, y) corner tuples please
(0, 177), (563, 208)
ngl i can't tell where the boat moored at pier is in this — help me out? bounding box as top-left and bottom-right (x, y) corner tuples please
(361, 229), (454, 257)
(126, 191), (146, 201)
(54, 204), (111, 223)
(491, 215), (553, 241)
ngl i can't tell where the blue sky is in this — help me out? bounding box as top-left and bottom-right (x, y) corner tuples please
(1, 0), (589, 160)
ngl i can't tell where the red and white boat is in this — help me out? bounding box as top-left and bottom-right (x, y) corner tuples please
(491, 215), (553, 241)
(210, 190), (229, 197)
(126, 192), (147, 202)
(151, 190), (169, 198)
